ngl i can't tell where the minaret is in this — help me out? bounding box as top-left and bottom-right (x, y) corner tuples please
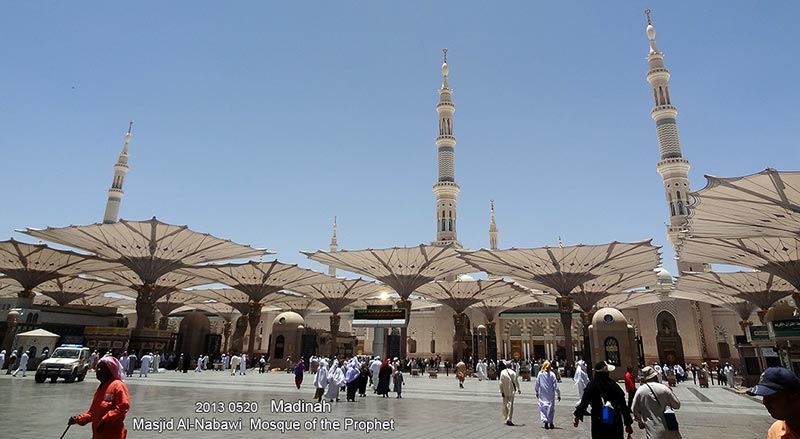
(328, 216), (338, 276)
(489, 200), (498, 250)
(645, 11), (701, 273)
(432, 48), (462, 248)
(103, 122), (132, 224)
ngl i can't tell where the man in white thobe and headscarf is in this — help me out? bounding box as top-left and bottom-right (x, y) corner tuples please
(325, 359), (345, 402)
(313, 359), (329, 402)
(476, 359), (488, 381)
(230, 354), (241, 376)
(498, 360), (521, 426)
(239, 354), (247, 375)
(222, 353), (229, 371)
(12, 350), (29, 377)
(369, 356), (382, 392)
(139, 353), (152, 378)
(573, 360), (590, 407)
(535, 360), (560, 430)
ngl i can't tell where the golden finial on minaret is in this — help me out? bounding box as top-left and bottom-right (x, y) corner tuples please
(443, 48), (448, 64)
(127, 121), (133, 135)
(645, 8), (652, 25)
(558, 236), (563, 248)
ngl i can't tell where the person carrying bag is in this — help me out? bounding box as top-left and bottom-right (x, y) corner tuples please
(632, 366), (682, 439)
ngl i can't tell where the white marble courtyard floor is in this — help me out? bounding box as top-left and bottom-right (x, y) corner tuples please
(0, 368), (774, 438)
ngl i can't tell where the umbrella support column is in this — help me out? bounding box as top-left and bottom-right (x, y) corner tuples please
(557, 296), (575, 367)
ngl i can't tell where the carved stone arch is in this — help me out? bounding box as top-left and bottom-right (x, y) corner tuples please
(505, 319), (523, 337)
(714, 325), (728, 342)
(528, 320), (545, 337)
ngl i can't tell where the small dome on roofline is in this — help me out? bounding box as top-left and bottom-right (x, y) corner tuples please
(458, 274), (476, 282)
(655, 267), (673, 285)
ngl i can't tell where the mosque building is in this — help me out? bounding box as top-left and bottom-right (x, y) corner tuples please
(2, 14), (766, 370)
(261, 17), (749, 367)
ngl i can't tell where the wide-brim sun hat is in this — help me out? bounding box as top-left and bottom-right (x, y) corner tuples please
(640, 366), (658, 381)
(594, 361), (616, 373)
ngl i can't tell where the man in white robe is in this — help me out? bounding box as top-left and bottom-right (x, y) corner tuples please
(12, 350), (29, 377)
(369, 356), (382, 392)
(313, 359), (329, 402)
(573, 360), (589, 407)
(222, 353), (229, 371)
(499, 360), (521, 426)
(723, 362), (735, 388)
(230, 355), (241, 376)
(476, 359), (488, 381)
(139, 353), (152, 378)
(152, 351), (160, 373)
(535, 360), (561, 429)
(239, 354), (247, 375)
(195, 355), (203, 373)
(325, 359), (345, 402)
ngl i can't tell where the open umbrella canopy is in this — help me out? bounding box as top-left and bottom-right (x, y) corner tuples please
(65, 294), (136, 310)
(18, 276), (122, 307)
(676, 271), (794, 311)
(181, 260), (335, 303)
(90, 270), (212, 302)
(458, 241), (661, 296)
(686, 169), (800, 238)
(179, 300), (242, 323)
(286, 278), (386, 315)
(352, 294), (440, 311)
(680, 236), (800, 290)
(595, 290), (664, 309)
(538, 271), (659, 312)
(270, 294), (326, 319)
(670, 288), (758, 323)
(0, 239), (118, 297)
(468, 293), (541, 323)
(21, 217), (268, 284)
(416, 277), (528, 313)
(302, 244), (473, 298)
(0, 276), (22, 296)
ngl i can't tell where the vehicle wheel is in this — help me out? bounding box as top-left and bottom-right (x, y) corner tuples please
(35, 374), (46, 383)
(78, 369), (87, 382)
(50, 377), (58, 383)
(65, 370), (76, 383)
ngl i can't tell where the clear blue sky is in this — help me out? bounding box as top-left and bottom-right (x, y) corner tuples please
(2, 2), (798, 278)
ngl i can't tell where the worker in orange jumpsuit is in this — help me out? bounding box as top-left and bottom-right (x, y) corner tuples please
(69, 355), (130, 438)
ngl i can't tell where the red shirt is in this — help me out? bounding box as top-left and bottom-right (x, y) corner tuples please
(76, 379), (130, 439)
(624, 371), (636, 392)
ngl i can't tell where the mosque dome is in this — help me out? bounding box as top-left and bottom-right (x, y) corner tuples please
(458, 274), (475, 282)
(273, 311), (304, 327)
(655, 267), (673, 285)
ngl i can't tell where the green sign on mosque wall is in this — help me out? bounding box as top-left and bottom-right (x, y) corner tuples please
(747, 325), (771, 342)
(768, 319), (800, 338)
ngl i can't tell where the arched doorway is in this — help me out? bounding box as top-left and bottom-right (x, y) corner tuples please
(655, 311), (685, 366)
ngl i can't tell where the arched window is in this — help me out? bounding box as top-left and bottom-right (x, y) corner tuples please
(668, 193), (676, 216)
(274, 335), (285, 359)
(604, 337), (620, 365)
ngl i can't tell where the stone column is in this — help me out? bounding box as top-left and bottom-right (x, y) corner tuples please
(486, 321), (498, 363)
(135, 284), (157, 329)
(757, 309), (770, 324)
(738, 319), (753, 336)
(557, 296), (575, 365)
(581, 311), (594, 365)
(453, 312), (466, 362)
(2, 310), (20, 358)
(396, 299), (412, 360)
(329, 314), (341, 356)
(246, 301), (262, 357)
(222, 320), (232, 354)
(158, 315), (170, 330)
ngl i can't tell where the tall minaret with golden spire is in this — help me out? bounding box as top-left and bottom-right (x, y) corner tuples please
(103, 123), (132, 224)
(328, 216), (338, 276)
(489, 200), (498, 250)
(432, 48), (462, 248)
(645, 11), (703, 273)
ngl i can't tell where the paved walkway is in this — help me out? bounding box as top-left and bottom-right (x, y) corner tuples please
(0, 369), (774, 438)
